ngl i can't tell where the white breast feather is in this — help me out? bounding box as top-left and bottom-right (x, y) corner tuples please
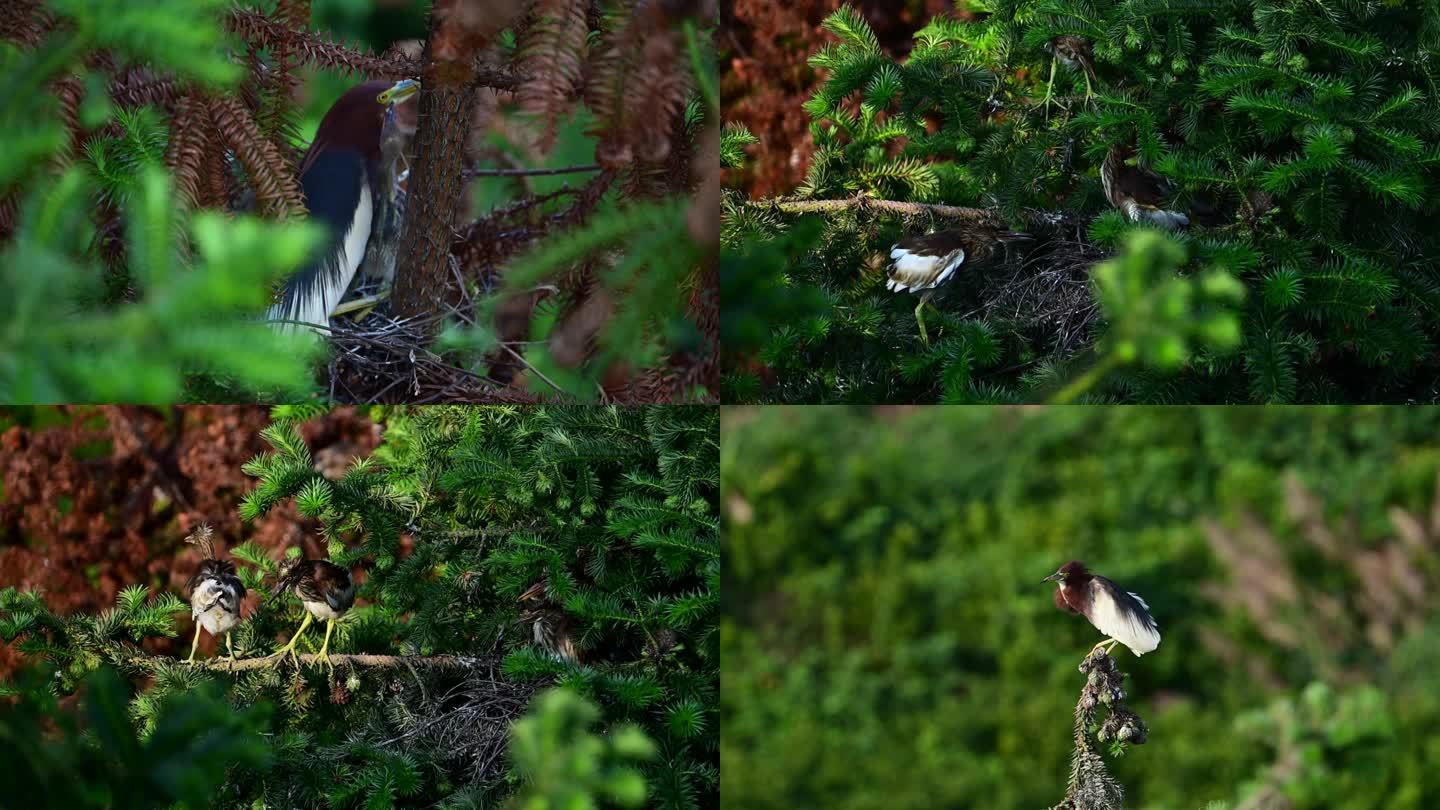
(192, 579), (241, 635)
(886, 247), (964, 293)
(268, 185), (373, 334)
(1087, 579), (1160, 655)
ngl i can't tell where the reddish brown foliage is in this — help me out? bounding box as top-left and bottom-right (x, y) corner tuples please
(722, 0), (952, 197)
(0, 406), (380, 675)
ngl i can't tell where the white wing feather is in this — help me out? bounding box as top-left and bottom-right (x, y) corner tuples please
(1087, 578), (1160, 655)
(886, 247), (964, 293)
(268, 185), (373, 335)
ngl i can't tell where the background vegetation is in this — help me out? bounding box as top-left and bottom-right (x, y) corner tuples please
(721, 0), (1440, 403)
(1, 404), (719, 808)
(722, 405), (1440, 809)
(3, 0), (716, 403)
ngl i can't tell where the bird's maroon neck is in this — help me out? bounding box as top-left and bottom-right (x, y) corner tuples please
(1055, 560), (1093, 612)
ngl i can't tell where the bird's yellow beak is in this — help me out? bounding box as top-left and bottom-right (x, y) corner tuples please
(1042, 572), (1063, 583)
(377, 79), (420, 105)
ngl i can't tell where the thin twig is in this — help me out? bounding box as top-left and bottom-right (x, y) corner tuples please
(500, 343), (571, 398)
(466, 164), (600, 177)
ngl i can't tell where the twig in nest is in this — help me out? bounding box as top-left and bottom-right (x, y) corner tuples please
(1052, 648), (1148, 810)
(980, 232), (1104, 355)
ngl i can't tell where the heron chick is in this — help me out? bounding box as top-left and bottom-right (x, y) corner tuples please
(886, 226), (1032, 345)
(269, 558), (355, 671)
(184, 523), (245, 663)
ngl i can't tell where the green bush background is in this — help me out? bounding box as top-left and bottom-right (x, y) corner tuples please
(721, 406), (1440, 809)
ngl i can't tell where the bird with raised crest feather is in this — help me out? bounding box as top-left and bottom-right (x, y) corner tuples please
(184, 523), (245, 664)
(268, 557), (355, 671)
(1044, 560), (1160, 662)
(886, 225), (1032, 345)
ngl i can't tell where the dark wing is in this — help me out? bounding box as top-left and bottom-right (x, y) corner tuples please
(188, 559), (229, 597)
(310, 560), (356, 613)
(269, 149), (370, 327)
(894, 230), (972, 257)
(221, 569), (247, 607)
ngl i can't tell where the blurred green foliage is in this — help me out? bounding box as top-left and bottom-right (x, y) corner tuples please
(722, 406), (1440, 809)
(507, 688), (656, 810)
(1, 0), (326, 402)
(0, 666), (271, 808)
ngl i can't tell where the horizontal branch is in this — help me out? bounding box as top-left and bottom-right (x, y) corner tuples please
(759, 197), (992, 220)
(750, 196), (1070, 230)
(125, 651), (502, 672)
(226, 9), (519, 91)
(466, 164), (601, 178)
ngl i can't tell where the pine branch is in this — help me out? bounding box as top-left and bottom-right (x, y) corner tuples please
(750, 194), (1067, 229)
(122, 651), (506, 672)
(225, 8), (521, 91)
(209, 95), (306, 219)
(1052, 648), (1149, 810)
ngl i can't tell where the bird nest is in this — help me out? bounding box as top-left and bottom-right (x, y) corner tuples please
(371, 657), (543, 785)
(976, 218), (1105, 356)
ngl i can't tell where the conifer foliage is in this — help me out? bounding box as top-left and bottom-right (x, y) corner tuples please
(722, 2), (1440, 403)
(0, 405), (719, 808)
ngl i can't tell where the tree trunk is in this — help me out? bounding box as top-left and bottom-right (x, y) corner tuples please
(393, 0), (521, 328)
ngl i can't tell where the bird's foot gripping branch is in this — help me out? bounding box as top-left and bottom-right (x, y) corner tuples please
(1053, 649), (1149, 810)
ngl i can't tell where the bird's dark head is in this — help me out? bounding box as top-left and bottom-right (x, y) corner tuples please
(274, 557), (305, 591)
(306, 80), (420, 167)
(188, 557), (240, 594)
(198, 558), (238, 579)
(1043, 560), (1091, 584)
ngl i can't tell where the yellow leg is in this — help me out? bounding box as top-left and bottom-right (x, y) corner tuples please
(1041, 58), (1060, 118)
(915, 291), (935, 346)
(316, 618), (336, 672)
(1090, 638), (1121, 657)
(270, 612), (314, 665)
(330, 289), (390, 320)
(1083, 71), (1094, 105)
(187, 622), (202, 664)
(220, 632), (237, 661)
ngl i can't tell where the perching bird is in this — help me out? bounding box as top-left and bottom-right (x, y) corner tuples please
(518, 581), (580, 664)
(267, 79), (419, 334)
(183, 523), (245, 663)
(1042, 35), (1098, 110)
(1044, 560), (1160, 659)
(1101, 146), (1189, 229)
(270, 558), (355, 670)
(886, 226), (1031, 345)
